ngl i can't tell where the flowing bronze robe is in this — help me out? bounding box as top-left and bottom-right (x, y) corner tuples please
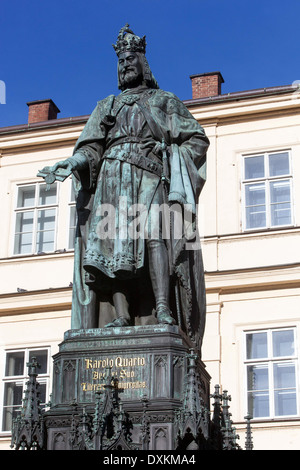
(71, 86), (209, 353)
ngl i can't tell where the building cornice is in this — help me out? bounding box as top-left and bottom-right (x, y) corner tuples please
(188, 87), (300, 124)
(183, 84), (299, 107)
(0, 115), (89, 136)
(0, 84), (299, 139)
(205, 262), (300, 295)
(0, 286), (72, 316)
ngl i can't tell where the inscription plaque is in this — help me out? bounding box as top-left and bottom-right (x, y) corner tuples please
(81, 355), (147, 395)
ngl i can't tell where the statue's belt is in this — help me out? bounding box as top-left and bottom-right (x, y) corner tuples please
(104, 139), (163, 177)
(107, 135), (146, 147)
(104, 151), (163, 177)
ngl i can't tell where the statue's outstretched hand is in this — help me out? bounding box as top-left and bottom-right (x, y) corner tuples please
(37, 154), (88, 186)
(50, 153), (88, 173)
(50, 159), (76, 173)
(37, 159), (76, 186)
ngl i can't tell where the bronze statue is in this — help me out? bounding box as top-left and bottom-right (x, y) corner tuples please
(39, 25), (209, 353)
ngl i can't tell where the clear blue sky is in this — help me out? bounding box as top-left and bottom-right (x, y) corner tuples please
(1, 0), (300, 127)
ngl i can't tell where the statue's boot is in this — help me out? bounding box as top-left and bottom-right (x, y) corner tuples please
(105, 281), (130, 328)
(105, 317), (130, 327)
(156, 306), (175, 325)
(147, 239), (175, 326)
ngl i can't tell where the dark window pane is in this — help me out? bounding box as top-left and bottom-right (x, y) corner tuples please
(39, 183), (57, 206)
(5, 352), (24, 376)
(245, 156), (265, 179)
(70, 182), (76, 202)
(36, 209), (56, 252)
(275, 390), (297, 416)
(29, 350), (48, 374)
(245, 184), (266, 229)
(274, 363), (296, 389)
(247, 364), (269, 391)
(270, 180), (291, 204)
(14, 232), (33, 255)
(2, 406), (21, 432)
(37, 209), (56, 231)
(38, 383), (47, 405)
(246, 332), (268, 359)
(15, 211), (34, 233)
(3, 382), (23, 406)
(270, 180), (291, 226)
(17, 186), (36, 208)
(36, 230), (55, 253)
(245, 183), (266, 206)
(272, 330), (295, 357)
(246, 206), (266, 229)
(269, 152), (290, 177)
(68, 206), (77, 249)
(248, 391), (269, 418)
(270, 203), (291, 226)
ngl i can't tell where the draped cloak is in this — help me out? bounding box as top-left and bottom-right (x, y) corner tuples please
(70, 86), (209, 354)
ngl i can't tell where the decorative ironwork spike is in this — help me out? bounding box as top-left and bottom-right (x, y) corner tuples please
(11, 357), (45, 450)
(140, 395), (150, 449)
(244, 414), (254, 450)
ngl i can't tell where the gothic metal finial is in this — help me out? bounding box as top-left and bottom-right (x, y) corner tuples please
(244, 414), (254, 450)
(10, 358), (45, 450)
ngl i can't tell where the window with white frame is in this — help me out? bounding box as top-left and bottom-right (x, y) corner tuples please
(1, 348), (50, 432)
(245, 328), (298, 419)
(68, 180), (76, 250)
(13, 182), (58, 255)
(242, 151), (293, 230)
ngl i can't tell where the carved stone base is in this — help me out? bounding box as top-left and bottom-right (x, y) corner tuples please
(44, 325), (211, 450)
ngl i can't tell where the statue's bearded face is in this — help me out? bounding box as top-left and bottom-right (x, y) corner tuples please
(118, 51), (143, 89)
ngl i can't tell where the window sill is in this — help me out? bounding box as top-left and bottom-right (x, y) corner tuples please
(236, 416), (300, 425)
(0, 250), (74, 263)
(0, 432), (12, 438)
(204, 225), (300, 241)
(242, 224), (296, 234)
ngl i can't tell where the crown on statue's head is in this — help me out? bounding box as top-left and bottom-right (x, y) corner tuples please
(113, 24), (146, 56)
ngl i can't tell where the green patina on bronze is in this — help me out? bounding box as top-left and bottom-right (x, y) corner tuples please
(13, 25), (251, 452)
(38, 23), (209, 354)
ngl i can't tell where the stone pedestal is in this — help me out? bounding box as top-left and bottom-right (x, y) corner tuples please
(44, 325), (211, 450)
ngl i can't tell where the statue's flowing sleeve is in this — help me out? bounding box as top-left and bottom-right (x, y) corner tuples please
(149, 91), (210, 353)
(70, 95), (115, 329)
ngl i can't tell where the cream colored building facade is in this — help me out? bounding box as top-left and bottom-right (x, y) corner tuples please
(0, 76), (300, 450)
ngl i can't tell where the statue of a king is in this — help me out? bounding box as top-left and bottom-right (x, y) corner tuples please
(40, 24), (210, 353)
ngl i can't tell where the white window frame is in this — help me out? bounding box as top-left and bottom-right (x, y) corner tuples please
(67, 178), (76, 251)
(1, 347), (51, 434)
(12, 181), (59, 256)
(244, 327), (299, 420)
(241, 150), (294, 231)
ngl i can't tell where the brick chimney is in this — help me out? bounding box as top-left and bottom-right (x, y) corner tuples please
(27, 99), (60, 124)
(190, 72), (224, 99)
